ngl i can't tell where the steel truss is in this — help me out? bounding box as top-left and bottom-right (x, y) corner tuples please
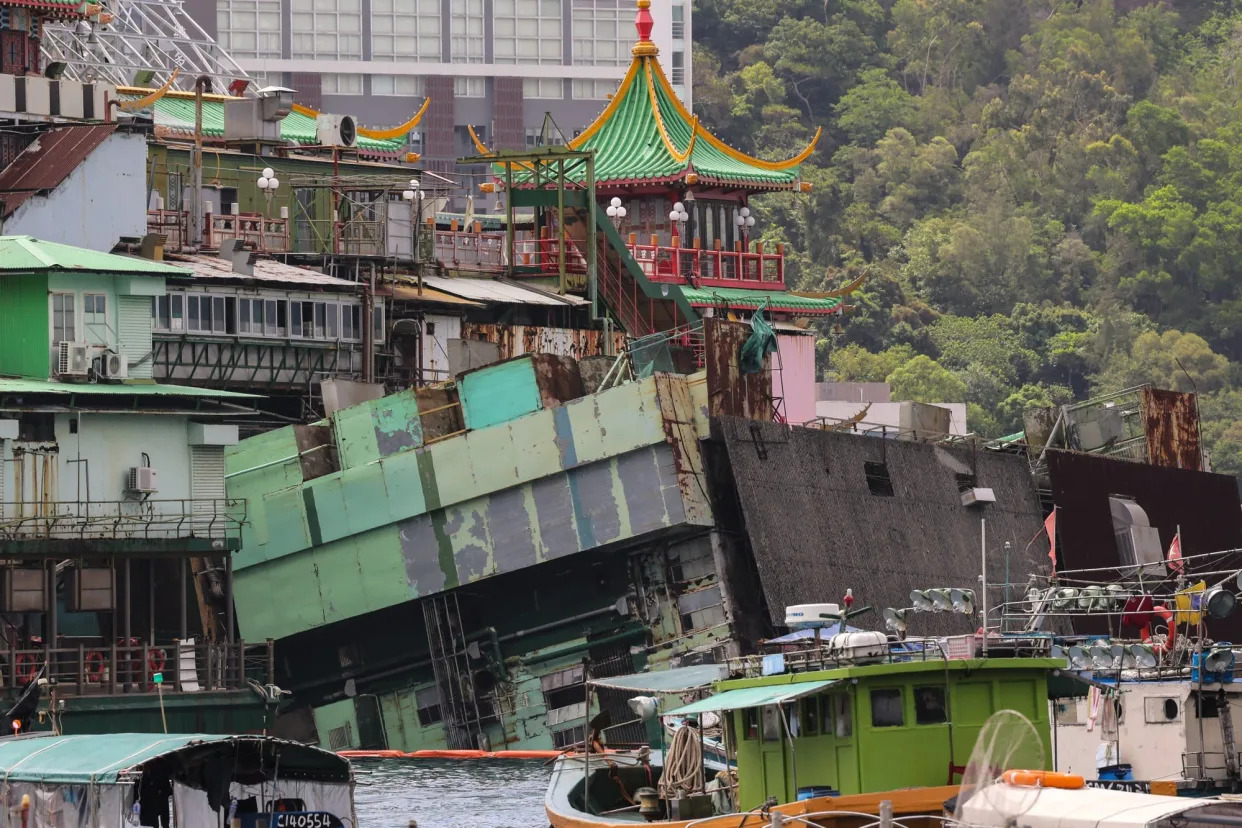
(40, 0), (252, 93)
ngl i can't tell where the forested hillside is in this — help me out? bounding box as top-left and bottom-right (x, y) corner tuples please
(691, 0), (1242, 474)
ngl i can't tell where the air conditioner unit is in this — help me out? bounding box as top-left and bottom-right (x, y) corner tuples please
(961, 487), (996, 507)
(57, 341), (91, 377)
(100, 351), (128, 380)
(316, 114), (357, 148)
(126, 466), (158, 493)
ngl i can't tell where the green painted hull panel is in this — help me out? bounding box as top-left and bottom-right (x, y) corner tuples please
(29, 691), (271, 736)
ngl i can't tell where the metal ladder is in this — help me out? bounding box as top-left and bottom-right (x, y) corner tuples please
(422, 592), (485, 749)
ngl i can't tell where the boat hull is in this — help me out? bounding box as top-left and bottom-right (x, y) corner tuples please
(545, 752), (958, 827)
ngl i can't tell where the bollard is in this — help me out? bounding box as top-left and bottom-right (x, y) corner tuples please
(408, 820), (418, 828)
(879, 799), (893, 828)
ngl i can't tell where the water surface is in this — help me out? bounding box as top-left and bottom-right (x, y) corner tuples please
(353, 758), (551, 827)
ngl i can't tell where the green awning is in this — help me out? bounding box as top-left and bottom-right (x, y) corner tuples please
(589, 663), (727, 693)
(665, 679), (839, 715)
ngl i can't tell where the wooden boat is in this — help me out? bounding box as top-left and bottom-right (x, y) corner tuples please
(0, 732), (356, 827)
(544, 748), (957, 827)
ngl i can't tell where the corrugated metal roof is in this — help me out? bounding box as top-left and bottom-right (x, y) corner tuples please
(0, 236), (189, 276)
(419, 275), (588, 306)
(0, 125), (118, 218)
(167, 253), (358, 288)
(0, 378), (255, 398)
(390, 284), (484, 305)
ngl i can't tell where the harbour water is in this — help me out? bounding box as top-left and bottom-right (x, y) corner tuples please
(353, 759), (551, 827)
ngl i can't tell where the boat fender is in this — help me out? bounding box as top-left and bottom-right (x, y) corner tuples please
(1001, 770), (1085, 789)
(85, 651), (104, 683)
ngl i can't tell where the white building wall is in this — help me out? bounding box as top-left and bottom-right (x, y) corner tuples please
(1, 131), (147, 253)
(814, 400), (969, 437)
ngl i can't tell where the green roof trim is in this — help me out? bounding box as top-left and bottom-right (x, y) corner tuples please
(144, 97), (408, 154)
(509, 54), (818, 189)
(666, 679), (840, 715)
(0, 236), (189, 275)
(681, 286), (844, 313)
(0, 734), (350, 785)
(0, 378), (257, 398)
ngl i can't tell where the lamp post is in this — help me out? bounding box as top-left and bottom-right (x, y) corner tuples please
(403, 179), (425, 263)
(605, 196), (627, 229)
(256, 167), (279, 249)
(668, 201), (689, 244)
(735, 206), (755, 249)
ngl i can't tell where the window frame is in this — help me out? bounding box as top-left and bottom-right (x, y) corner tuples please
(870, 687), (905, 728)
(913, 686), (948, 726)
(51, 292), (76, 344)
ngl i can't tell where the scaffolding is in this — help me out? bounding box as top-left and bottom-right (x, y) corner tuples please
(40, 0), (252, 93)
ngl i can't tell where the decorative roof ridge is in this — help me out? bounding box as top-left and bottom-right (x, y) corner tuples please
(645, 59), (694, 164)
(647, 57), (822, 172)
(291, 100), (430, 140)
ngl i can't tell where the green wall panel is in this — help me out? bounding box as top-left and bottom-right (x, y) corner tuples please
(458, 358), (541, 430)
(0, 273), (50, 378)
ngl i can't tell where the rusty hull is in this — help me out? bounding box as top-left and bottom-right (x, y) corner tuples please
(703, 318), (773, 422)
(1140, 387), (1203, 470)
(459, 322), (626, 363)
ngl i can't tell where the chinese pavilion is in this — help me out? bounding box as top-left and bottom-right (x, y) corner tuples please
(0, 0), (84, 77)
(471, 0), (853, 332)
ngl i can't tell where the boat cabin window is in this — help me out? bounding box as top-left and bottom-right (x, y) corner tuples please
(871, 688), (904, 727)
(914, 686), (947, 725)
(834, 694), (852, 738)
(761, 705), (783, 742)
(802, 696), (820, 735)
(1190, 691), (1220, 719)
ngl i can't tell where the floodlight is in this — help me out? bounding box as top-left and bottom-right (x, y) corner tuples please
(1050, 644), (1068, 666)
(1127, 643), (1158, 668)
(1078, 587), (1098, 610)
(910, 590), (934, 612)
(1089, 641), (1114, 670)
(1053, 588), (1079, 610)
(1205, 586), (1237, 620)
(1067, 646), (1091, 670)
(950, 588), (976, 615)
(1105, 584), (1126, 609)
(883, 607), (908, 633)
(1204, 648), (1236, 675)
(929, 589), (953, 613)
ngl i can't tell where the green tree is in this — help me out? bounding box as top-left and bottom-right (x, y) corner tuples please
(834, 68), (917, 145)
(887, 355), (968, 402)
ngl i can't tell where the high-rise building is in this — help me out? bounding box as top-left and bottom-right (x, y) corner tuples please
(183, 0), (691, 172)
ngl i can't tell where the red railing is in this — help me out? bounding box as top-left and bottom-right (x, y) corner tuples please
(209, 213), (289, 252)
(626, 237), (783, 288)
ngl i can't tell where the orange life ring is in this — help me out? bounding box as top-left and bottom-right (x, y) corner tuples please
(148, 648), (166, 679)
(14, 653), (36, 685)
(1002, 770), (1085, 789)
(85, 651), (104, 683)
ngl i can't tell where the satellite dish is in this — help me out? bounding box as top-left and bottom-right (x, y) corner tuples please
(910, 590), (934, 612)
(950, 588), (976, 615)
(1067, 646), (1090, 670)
(1110, 644), (1126, 665)
(930, 589), (953, 612)
(1050, 644), (1068, 666)
(1089, 642), (1114, 671)
(1204, 586), (1237, 620)
(1121, 650), (1137, 669)
(1053, 588), (1078, 610)
(883, 607), (908, 633)
(1204, 648), (1237, 675)
(1128, 643), (1158, 668)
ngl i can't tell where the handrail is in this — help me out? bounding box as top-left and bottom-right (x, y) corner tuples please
(0, 498), (245, 541)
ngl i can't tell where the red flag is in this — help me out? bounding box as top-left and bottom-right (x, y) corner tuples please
(1045, 509), (1057, 568)
(1167, 534), (1184, 574)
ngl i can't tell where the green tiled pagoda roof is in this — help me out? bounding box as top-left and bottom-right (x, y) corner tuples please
(681, 286), (844, 314)
(569, 57), (819, 188)
(138, 96), (410, 155)
(483, 43), (820, 190)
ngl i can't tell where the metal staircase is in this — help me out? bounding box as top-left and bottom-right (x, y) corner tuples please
(422, 593), (485, 749)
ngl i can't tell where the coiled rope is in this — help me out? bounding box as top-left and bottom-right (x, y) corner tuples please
(659, 723), (704, 799)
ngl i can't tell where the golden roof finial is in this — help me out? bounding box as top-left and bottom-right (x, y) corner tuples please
(632, 0), (658, 57)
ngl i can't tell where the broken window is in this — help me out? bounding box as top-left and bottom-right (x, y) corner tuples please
(415, 685), (442, 726)
(540, 664), (585, 711)
(552, 725), (585, 749)
(864, 461), (894, 496)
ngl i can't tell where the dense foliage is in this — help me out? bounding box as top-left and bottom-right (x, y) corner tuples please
(692, 0), (1242, 475)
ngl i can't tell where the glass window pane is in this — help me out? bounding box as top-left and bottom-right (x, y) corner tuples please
(914, 687), (946, 725)
(870, 689), (904, 728)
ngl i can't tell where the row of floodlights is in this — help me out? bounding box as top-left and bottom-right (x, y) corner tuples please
(883, 589), (976, 633)
(1046, 584), (1237, 619)
(1052, 641), (1162, 671)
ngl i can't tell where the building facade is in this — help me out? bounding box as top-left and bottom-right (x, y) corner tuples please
(182, 0), (691, 169)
